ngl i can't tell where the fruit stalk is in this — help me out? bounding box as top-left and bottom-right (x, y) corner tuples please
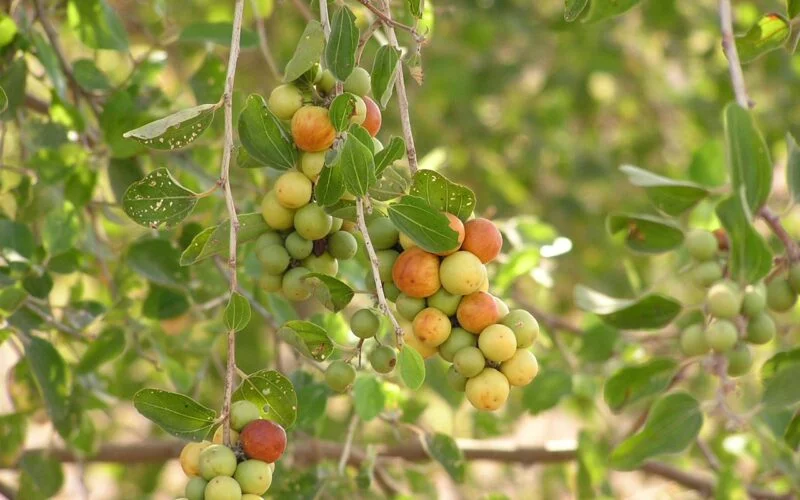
(719, 0), (751, 109)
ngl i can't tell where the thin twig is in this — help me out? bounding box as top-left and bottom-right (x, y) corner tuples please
(356, 19), (382, 64)
(719, 0), (751, 108)
(760, 207), (800, 261)
(696, 439), (722, 472)
(355, 0), (421, 42)
(250, 0), (280, 80)
(320, 0), (332, 39)
(23, 301), (85, 341)
(337, 413), (360, 475)
(289, 0), (314, 21)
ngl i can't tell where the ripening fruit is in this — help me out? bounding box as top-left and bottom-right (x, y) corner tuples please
(285, 232), (313, 260)
(384, 282), (400, 301)
(328, 231), (358, 260)
(453, 346), (486, 378)
(494, 297), (510, 317)
(367, 217), (399, 249)
(261, 274), (282, 292)
(231, 400), (261, 431)
(392, 247), (442, 298)
(317, 69), (336, 94)
(478, 266), (489, 293)
(457, 291), (501, 334)
(262, 245), (290, 275)
(461, 218), (503, 263)
(741, 283), (767, 317)
(403, 325), (438, 358)
(198, 444), (237, 480)
(185, 476), (208, 500)
(436, 213), (465, 256)
(438, 327), (476, 362)
(351, 308), (380, 339)
(790, 264), (800, 293)
(261, 190), (296, 230)
(369, 345), (397, 373)
(766, 278), (798, 312)
(446, 365), (468, 392)
(427, 288), (462, 317)
(268, 84), (304, 120)
(294, 203), (333, 241)
(291, 106), (336, 152)
(679, 324), (709, 357)
(705, 320), (738, 352)
(302, 253), (338, 275)
(282, 266), (311, 301)
(242, 495), (265, 500)
(234, 459), (273, 495)
(685, 229), (718, 261)
(413, 307), (452, 346)
(479, 324), (517, 362)
(180, 441), (212, 476)
(350, 95), (367, 125)
(301, 152), (326, 180)
(240, 419), (287, 463)
(465, 368), (510, 411)
(212, 426), (239, 445)
(325, 360), (356, 392)
(275, 171), (313, 209)
(690, 261), (724, 288)
(726, 344), (753, 377)
(439, 251), (485, 296)
(500, 309), (539, 349)
(362, 96), (382, 137)
(343, 67), (371, 96)
(500, 349), (539, 386)
(396, 293), (426, 321)
(377, 249), (399, 282)
(746, 312), (775, 344)
(204, 476), (242, 500)
(398, 231), (416, 250)
(706, 280), (742, 319)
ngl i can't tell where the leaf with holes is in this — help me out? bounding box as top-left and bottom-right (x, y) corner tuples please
(133, 389), (215, 441)
(716, 194), (772, 283)
(238, 94), (298, 170)
(180, 213), (270, 266)
(619, 165), (709, 216)
(224, 292), (251, 332)
(285, 21), (325, 82)
(735, 13), (790, 63)
(340, 130), (377, 197)
(329, 93), (357, 132)
(370, 163), (411, 201)
(409, 170), (475, 221)
(371, 45), (401, 108)
(123, 168), (198, 229)
(388, 195), (460, 253)
(303, 273), (354, 312)
(606, 213), (684, 254)
(234, 369), (297, 428)
(565, 0), (590, 21)
(325, 7), (359, 81)
(398, 346), (426, 390)
(604, 358), (678, 412)
(574, 285), (681, 330)
(278, 320), (334, 361)
(123, 104), (216, 150)
(724, 103), (772, 212)
(425, 433), (465, 482)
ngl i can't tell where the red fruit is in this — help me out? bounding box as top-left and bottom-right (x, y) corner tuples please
(362, 96), (382, 137)
(456, 291), (501, 334)
(461, 218), (502, 263)
(240, 419), (287, 463)
(291, 106), (336, 152)
(391, 247), (441, 298)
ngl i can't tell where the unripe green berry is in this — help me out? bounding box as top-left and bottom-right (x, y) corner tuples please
(257, 232), (284, 253)
(377, 249), (399, 282)
(367, 217), (399, 250)
(285, 232), (313, 260)
(294, 203), (333, 241)
(705, 320), (738, 352)
(766, 278), (798, 312)
(301, 152), (326, 180)
(302, 252), (338, 275)
(690, 261), (723, 288)
(261, 273), (282, 293)
(396, 293), (426, 321)
(438, 327), (477, 362)
(204, 476), (241, 500)
(384, 282), (400, 301)
(268, 84), (304, 120)
(351, 308), (380, 339)
(726, 344), (753, 377)
(741, 283), (767, 317)
(446, 365), (468, 392)
(325, 360), (356, 392)
(343, 67), (371, 96)
(317, 69), (336, 94)
(234, 459), (273, 495)
(262, 245), (290, 275)
(453, 346), (486, 378)
(679, 324), (709, 357)
(500, 310), (539, 349)
(328, 231), (358, 260)
(198, 444), (237, 480)
(369, 345), (397, 373)
(746, 312), (775, 345)
(282, 266), (311, 301)
(329, 217), (344, 234)
(427, 288), (462, 317)
(706, 280), (742, 319)
(185, 477), (207, 500)
(685, 229), (718, 261)
(231, 400), (260, 431)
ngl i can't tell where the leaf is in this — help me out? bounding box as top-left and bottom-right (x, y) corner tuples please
(735, 13), (790, 63)
(284, 21), (326, 82)
(398, 345), (426, 389)
(73, 59), (111, 91)
(32, 33), (67, 100)
(224, 292), (251, 332)
(43, 204), (79, 256)
(762, 349), (800, 381)
(578, 322), (620, 363)
(353, 375), (385, 421)
(76, 327), (125, 374)
(18, 451), (64, 498)
(583, 0), (642, 23)
(763, 364), (800, 408)
(67, 0), (129, 51)
(123, 168), (198, 229)
(315, 163), (347, 207)
(324, 199), (358, 222)
(63, 301), (106, 332)
(233, 369), (297, 429)
(610, 392), (703, 470)
(0, 413), (27, 467)
(574, 285), (681, 330)
(0, 13), (17, 48)
(388, 195), (460, 253)
(238, 94), (298, 170)
(619, 165), (710, 216)
(0, 58), (25, 119)
(791, 0), (800, 18)
(604, 358), (678, 412)
(278, 320), (334, 361)
(724, 103), (773, 212)
(329, 93), (357, 132)
(409, 170), (476, 221)
(606, 213), (684, 254)
(0, 287), (27, 315)
(340, 130), (377, 197)
(522, 369), (573, 414)
(123, 104), (216, 150)
(716, 194), (773, 283)
(787, 133), (800, 204)
(127, 238), (188, 289)
(180, 213), (270, 265)
(494, 248), (540, 294)
(350, 123), (374, 150)
(425, 433), (465, 483)
(785, 412), (800, 449)
(142, 284), (191, 320)
(178, 22), (258, 48)
(133, 389), (216, 441)
(325, 7), (359, 81)
(375, 136), (406, 177)
(0, 85), (6, 114)
(565, 0), (590, 21)
(26, 337), (72, 426)
(303, 273), (354, 312)
(190, 54), (226, 104)
(0, 219), (34, 259)
(407, 0), (423, 17)
(371, 46), (401, 108)
(689, 140), (727, 187)
(370, 163), (411, 201)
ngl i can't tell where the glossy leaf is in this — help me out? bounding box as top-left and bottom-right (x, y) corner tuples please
(735, 13), (790, 63)
(303, 273), (354, 312)
(425, 433), (465, 483)
(178, 22), (257, 48)
(127, 238), (188, 289)
(583, 0), (642, 23)
(238, 94), (298, 170)
(67, 0), (129, 51)
(604, 358), (678, 412)
(123, 104), (216, 150)
(180, 213), (270, 265)
(409, 170), (476, 221)
(374, 136), (406, 177)
(133, 389), (216, 441)
(234, 369), (297, 429)
(279, 320), (334, 361)
(224, 292), (251, 332)
(76, 327), (125, 374)
(284, 21), (325, 82)
(619, 165), (709, 216)
(565, 0), (590, 21)
(606, 213), (684, 254)
(522, 369), (573, 414)
(716, 194), (772, 283)
(787, 133), (800, 204)
(398, 345), (426, 390)
(574, 285), (681, 330)
(724, 103), (772, 212)
(388, 195), (460, 253)
(325, 7), (359, 81)
(353, 375), (385, 421)
(329, 93), (357, 132)
(123, 168), (198, 229)
(315, 163), (347, 207)
(340, 130), (377, 197)
(371, 45), (401, 108)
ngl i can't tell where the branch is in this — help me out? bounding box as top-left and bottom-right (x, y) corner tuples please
(250, 0), (280, 80)
(719, 0), (751, 108)
(760, 207), (800, 261)
(319, 0), (331, 39)
(355, 0), (421, 42)
(338, 414), (360, 475)
(289, 0), (314, 22)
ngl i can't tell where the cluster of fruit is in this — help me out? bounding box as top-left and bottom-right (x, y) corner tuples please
(176, 401), (286, 500)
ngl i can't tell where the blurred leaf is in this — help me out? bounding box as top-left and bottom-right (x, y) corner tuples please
(190, 55), (226, 104)
(716, 194), (772, 283)
(22, 271), (53, 299)
(494, 248), (539, 294)
(284, 21), (325, 82)
(65, 166), (98, 207)
(340, 129), (377, 197)
(724, 103), (772, 212)
(32, 33), (67, 100)
(576, 432), (609, 499)
(0, 13), (17, 48)
(763, 364), (800, 408)
(0, 413), (26, 467)
(565, 0), (590, 21)
(604, 358), (677, 412)
(372, 46), (401, 108)
(133, 388), (215, 441)
(606, 213), (684, 254)
(329, 93), (357, 131)
(326, 7), (359, 81)
(409, 170), (476, 221)
(18, 451), (64, 499)
(224, 292), (251, 332)
(238, 94), (297, 170)
(108, 157), (144, 202)
(370, 163), (411, 201)
(76, 327), (125, 374)
(583, 0), (641, 23)
(303, 273), (354, 312)
(67, 0), (129, 51)
(123, 104), (216, 150)
(26, 337), (72, 427)
(64, 301), (105, 332)
(180, 213), (270, 265)
(689, 140), (726, 187)
(762, 349), (800, 381)
(0, 287), (27, 315)
(407, 0), (423, 17)
(574, 285), (681, 329)
(0, 219), (34, 259)
(315, 163), (346, 206)
(324, 199), (358, 222)
(610, 392), (702, 470)
(0, 58), (25, 119)
(619, 165), (709, 216)
(142, 284), (190, 320)
(787, 133), (800, 204)
(123, 168), (198, 229)
(234, 369), (297, 428)
(73, 59), (111, 91)
(578, 322), (619, 363)
(735, 13), (790, 63)
(388, 195), (460, 253)
(279, 320), (333, 361)
(127, 238), (188, 289)
(716, 465), (748, 500)
(178, 22), (257, 47)
(100, 90), (145, 158)
(425, 433), (465, 483)
(293, 372), (329, 429)
(374, 136), (406, 177)
(398, 345), (426, 389)
(0, 85), (6, 114)
(522, 369), (572, 414)
(790, 0), (800, 18)
(42, 203), (79, 257)
(785, 412), (800, 449)
(353, 375), (385, 421)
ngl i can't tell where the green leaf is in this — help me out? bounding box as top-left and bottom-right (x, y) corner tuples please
(0, 58), (25, 119)
(329, 93), (358, 132)
(762, 349), (800, 381)
(370, 163), (411, 202)
(123, 104), (217, 150)
(18, 451), (64, 498)
(0, 220), (34, 259)
(178, 22), (258, 48)
(303, 273), (354, 312)
(610, 392), (703, 470)
(0, 85), (6, 114)
(724, 103), (773, 212)
(325, 7), (359, 81)
(785, 412), (800, 449)
(787, 133), (800, 204)
(388, 195), (460, 253)
(522, 369), (573, 414)
(398, 345), (426, 389)
(324, 199), (358, 222)
(790, 0), (800, 18)
(180, 213), (270, 265)
(493, 248), (540, 294)
(574, 285), (681, 330)
(67, 0), (129, 51)
(583, 0), (642, 23)
(76, 327), (125, 374)
(123, 168), (198, 229)
(284, 21), (326, 82)
(0, 413), (27, 467)
(64, 301), (106, 332)
(578, 322), (620, 363)
(73, 59), (111, 91)
(127, 238), (188, 289)
(133, 389), (216, 441)
(374, 136), (406, 177)
(315, 163), (347, 207)
(409, 170), (476, 221)
(407, 0), (423, 18)
(32, 33), (67, 100)
(735, 13), (790, 63)
(689, 140), (727, 187)
(190, 55), (226, 104)
(142, 284), (191, 320)
(425, 433), (465, 483)
(278, 320), (333, 361)
(353, 375), (385, 421)
(22, 271), (53, 299)
(224, 292), (251, 332)
(26, 337), (72, 426)
(763, 364), (800, 408)
(371, 46), (401, 108)
(238, 94), (298, 170)
(340, 130), (377, 197)
(716, 194), (773, 283)
(234, 369), (297, 429)
(604, 358), (678, 412)
(619, 165), (709, 216)
(606, 213), (684, 254)
(565, 0), (590, 21)
(43, 204), (79, 257)
(0, 287), (27, 315)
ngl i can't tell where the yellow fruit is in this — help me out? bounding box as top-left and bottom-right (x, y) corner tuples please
(500, 349), (539, 386)
(275, 171), (312, 209)
(261, 190), (295, 230)
(478, 324), (517, 362)
(412, 307), (452, 347)
(465, 368), (510, 411)
(212, 426), (239, 445)
(439, 251), (484, 296)
(179, 441), (212, 476)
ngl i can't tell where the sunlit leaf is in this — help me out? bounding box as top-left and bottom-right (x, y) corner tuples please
(716, 193), (772, 283)
(353, 375), (385, 421)
(133, 388), (215, 441)
(574, 285), (681, 329)
(604, 358), (677, 412)
(425, 433), (465, 483)
(724, 103), (772, 212)
(398, 346), (425, 390)
(325, 7), (359, 81)
(583, 0), (642, 23)
(284, 21), (325, 82)
(123, 168), (198, 229)
(606, 213), (684, 254)
(388, 195), (460, 253)
(224, 292), (251, 332)
(735, 13), (790, 63)
(67, 0), (129, 51)
(340, 129), (377, 197)
(303, 273), (354, 312)
(565, 0), (590, 21)
(371, 46), (401, 107)
(278, 320), (334, 361)
(180, 213), (270, 266)
(123, 104), (217, 150)
(234, 369), (297, 428)
(409, 170), (475, 221)
(619, 165), (709, 216)
(238, 94), (298, 170)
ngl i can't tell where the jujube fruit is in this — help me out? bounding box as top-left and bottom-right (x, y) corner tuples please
(453, 346), (486, 378)
(396, 293), (426, 321)
(403, 325), (438, 359)
(317, 69), (336, 94)
(343, 67), (371, 96)
(367, 217), (399, 249)
(328, 231), (358, 260)
(198, 444), (237, 480)
(384, 282), (400, 301)
(392, 247), (441, 298)
(362, 96), (382, 137)
(204, 476), (242, 500)
(685, 229), (718, 261)
(185, 476), (208, 500)
(294, 203), (333, 241)
(285, 232), (313, 260)
(746, 312), (775, 345)
(212, 426), (239, 445)
(300, 151), (326, 180)
(351, 308), (380, 339)
(350, 95), (367, 125)
(493, 296), (510, 317)
(435, 213), (465, 256)
(268, 84), (304, 120)
(789, 264), (800, 293)
(439, 251), (484, 296)
(261, 274), (282, 292)
(240, 419), (287, 463)
(500, 309), (539, 350)
(706, 280), (742, 319)
(398, 231), (416, 250)
(461, 218), (503, 263)
(679, 324), (709, 357)
(412, 307), (452, 346)
(261, 190), (295, 230)
(741, 283), (766, 317)
(231, 400), (260, 431)
(325, 360), (356, 392)
(262, 245), (290, 275)
(438, 327), (476, 362)
(377, 249), (399, 282)
(478, 324), (517, 362)
(369, 345), (397, 373)
(234, 459), (273, 495)
(302, 253), (338, 275)
(291, 106), (336, 152)
(281, 267), (311, 301)
(500, 349), (539, 386)
(705, 320), (738, 352)
(446, 365), (468, 392)
(690, 261), (723, 287)
(457, 291), (501, 334)
(427, 288), (462, 317)
(767, 277), (798, 312)
(180, 441), (212, 476)
(275, 171), (312, 209)
(726, 344), (753, 377)
(465, 368), (510, 411)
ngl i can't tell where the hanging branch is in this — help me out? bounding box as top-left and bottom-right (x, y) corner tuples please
(719, 0), (751, 109)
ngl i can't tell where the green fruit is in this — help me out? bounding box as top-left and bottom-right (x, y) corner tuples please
(396, 293), (426, 321)
(204, 476), (242, 500)
(741, 283), (767, 317)
(302, 253), (338, 275)
(367, 217), (399, 250)
(438, 327), (477, 362)
(427, 288), (462, 317)
(706, 280), (742, 319)
(185, 476), (208, 500)
(446, 365), (467, 392)
(294, 203), (333, 241)
(300, 152), (326, 180)
(261, 273), (282, 292)
(690, 261), (723, 288)
(256, 232), (284, 253)
(282, 266), (311, 301)
(242, 495), (264, 500)
(685, 229), (718, 261)
(500, 310), (539, 349)
(325, 360), (356, 392)
(234, 459), (273, 495)
(262, 245), (290, 275)
(198, 444), (237, 480)
(440, 251), (484, 296)
(705, 320), (738, 352)
(317, 69), (336, 94)
(767, 278), (798, 312)
(329, 217), (344, 234)
(478, 324), (517, 362)
(384, 282), (400, 301)
(328, 231), (358, 260)
(351, 308), (380, 339)
(679, 324), (709, 357)
(261, 190), (296, 230)
(268, 84), (304, 120)
(343, 67), (371, 96)
(350, 95), (367, 125)
(231, 400), (260, 432)
(369, 345), (397, 373)
(790, 264), (800, 293)
(377, 249), (399, 282)
(746, 312), (775, 345)
(726, 344), (753, 377)
(453, 346), (486, 378)
(285, 232), (313, 260)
